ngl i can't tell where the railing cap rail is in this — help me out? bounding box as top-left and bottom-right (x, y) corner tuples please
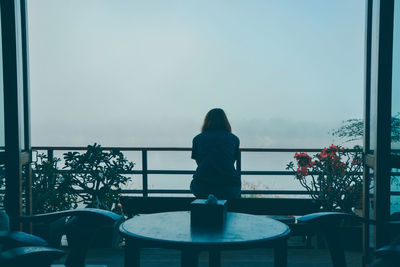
(31, 146), (362, 152)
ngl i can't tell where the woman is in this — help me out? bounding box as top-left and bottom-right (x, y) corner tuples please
(190, 108), (241, 199)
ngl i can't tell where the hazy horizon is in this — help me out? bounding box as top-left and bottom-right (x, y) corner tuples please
(27, 0), (365, 150)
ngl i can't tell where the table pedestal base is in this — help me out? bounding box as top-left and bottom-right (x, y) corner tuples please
(181, 249), (198, 267)
(274, 239), (288, 267)
(125, 242), (140, 267)
(209, 250), (221, 267)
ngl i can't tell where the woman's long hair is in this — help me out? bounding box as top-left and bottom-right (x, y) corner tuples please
(201, 108), (232, 132)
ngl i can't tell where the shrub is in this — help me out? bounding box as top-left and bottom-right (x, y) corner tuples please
(63, 143), (134, 212)
(32, 154), (77, 213)
(286, 145), (363, 213)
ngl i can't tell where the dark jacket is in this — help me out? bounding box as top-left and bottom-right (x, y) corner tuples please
(191, 130), (240, 187)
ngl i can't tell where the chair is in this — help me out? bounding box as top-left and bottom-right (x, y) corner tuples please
(0, 246), (65, 267)
(0, 211), (64, 267)
(298, 212), (399, 267)
(1, 208), (123, 267)
(370, 238), (400, 267)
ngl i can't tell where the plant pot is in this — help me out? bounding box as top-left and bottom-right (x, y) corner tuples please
(90, 218), (123, 248)
(316, 222), (362, 251)
(338, 224), (362, 251)
(0, 210), (10, 231)
(32, 216), (67, 247)
(65, 216), (124, 249)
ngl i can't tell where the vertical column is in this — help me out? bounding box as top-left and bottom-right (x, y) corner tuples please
(363, 0), (373, 264)
(1, 0), (23, 228)
(374, 0), (395, 249)
(21, 0), (32, 219)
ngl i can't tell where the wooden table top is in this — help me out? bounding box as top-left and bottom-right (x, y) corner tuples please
(120, 211), (290, 249)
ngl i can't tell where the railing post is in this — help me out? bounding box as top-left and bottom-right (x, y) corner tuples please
(47, 149), (54, 162)
(142, 150), (148, 197)
(237, 151), (241, 180)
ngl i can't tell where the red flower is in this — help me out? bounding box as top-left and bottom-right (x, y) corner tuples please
(288, 144), (363, 212)
(300, 166), (308, 175)
(295, 152), (313, 168)
(318, 151), (328, 159)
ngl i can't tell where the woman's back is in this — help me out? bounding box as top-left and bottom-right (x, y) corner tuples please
(191, 131), (240, 187)
(190, 108), (241, 199)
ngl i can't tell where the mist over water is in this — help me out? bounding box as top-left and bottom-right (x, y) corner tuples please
(28, 0), (365, 193)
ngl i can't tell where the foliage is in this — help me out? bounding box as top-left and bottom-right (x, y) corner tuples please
(286, 145), (363, 213)
(32, 154), (77, 214)
(331, 119), (364, 143)
(331, 113), (400, 143)
(63, 143), (134, 212)
(0, 166), (4, 209)
(393, 113), (400, 143)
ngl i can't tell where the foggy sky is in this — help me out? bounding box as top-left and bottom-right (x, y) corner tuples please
(27, 0), (366, 148)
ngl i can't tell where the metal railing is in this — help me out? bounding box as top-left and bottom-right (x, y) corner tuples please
(31, 146), (371, 197)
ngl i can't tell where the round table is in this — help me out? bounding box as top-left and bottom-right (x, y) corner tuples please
(120, 211), (290, 267)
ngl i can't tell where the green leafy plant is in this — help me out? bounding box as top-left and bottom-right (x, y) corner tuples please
(286, 145), (363, 213)
(63, 143), (134, 212)
(331, 113), (400, 143)
(32, 154), (78, 214)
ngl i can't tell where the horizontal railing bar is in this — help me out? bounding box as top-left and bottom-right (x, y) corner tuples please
(32, 146), (364, 153)
(118, 189), (400, 195)
(121, 189), (190, 194)
(12, 190), (400, 196)
(0, 189), (311, 195)
(32, 170), (374, 176)
(33, 146), (193, 151)
(242, 171), (365, 175)
(119, 189), (314, 194)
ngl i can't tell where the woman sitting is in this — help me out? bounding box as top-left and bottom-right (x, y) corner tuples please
(190, 108), (241, 199)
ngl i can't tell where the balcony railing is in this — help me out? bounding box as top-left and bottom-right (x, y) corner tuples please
(31, 146), (369, 197)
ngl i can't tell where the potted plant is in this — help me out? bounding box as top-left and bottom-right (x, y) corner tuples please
(63, 143), (134, 247)
(32, 154), (78, 214)
(286, 145), (364, 250)
(31, 153), (78, 246)
(286, 144), (363, 213)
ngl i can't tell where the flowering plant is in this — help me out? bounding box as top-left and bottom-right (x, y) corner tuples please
(286, 145), (363, 213)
